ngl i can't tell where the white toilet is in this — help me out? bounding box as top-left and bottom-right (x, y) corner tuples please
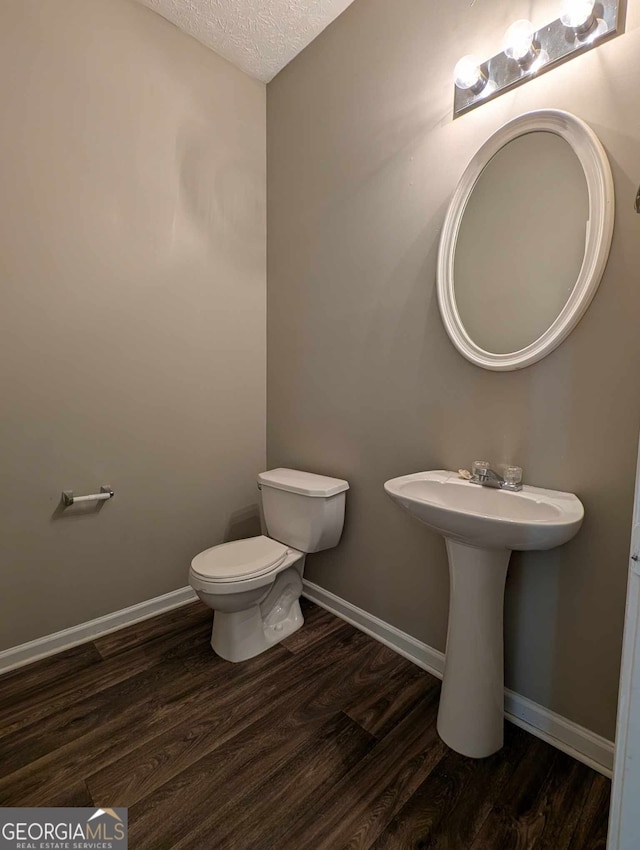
(189, 468), (349, 662)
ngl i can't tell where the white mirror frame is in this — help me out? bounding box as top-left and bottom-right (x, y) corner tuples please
(437, 109), (615, 371)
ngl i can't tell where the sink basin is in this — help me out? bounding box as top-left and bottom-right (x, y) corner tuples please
(384, 469), (584, 759)
(384, 470), (584, 550)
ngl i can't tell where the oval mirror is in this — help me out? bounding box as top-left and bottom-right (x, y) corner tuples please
(437, 110), (614, 371)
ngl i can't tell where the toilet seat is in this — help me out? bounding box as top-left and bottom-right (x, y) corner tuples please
(190, 535), (289, 583)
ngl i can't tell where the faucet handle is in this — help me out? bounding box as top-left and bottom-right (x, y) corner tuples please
(472, 460), (491, 479)
(503, 466), (523, 490)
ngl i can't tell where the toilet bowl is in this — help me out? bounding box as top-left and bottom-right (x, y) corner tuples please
(189, 469), (349, 662)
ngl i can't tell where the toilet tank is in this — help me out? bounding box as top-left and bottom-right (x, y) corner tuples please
(258, 469), (349, 553)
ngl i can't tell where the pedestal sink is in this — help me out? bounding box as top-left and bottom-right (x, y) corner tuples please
(384, 470), (584, 758)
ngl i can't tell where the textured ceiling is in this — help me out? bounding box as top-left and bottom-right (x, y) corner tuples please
(137, 0), (357, 82)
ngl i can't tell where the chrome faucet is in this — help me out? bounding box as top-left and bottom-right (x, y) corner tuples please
(469, 461), (523, 492)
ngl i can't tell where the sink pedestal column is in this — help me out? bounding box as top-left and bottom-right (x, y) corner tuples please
(437, 539), (511, 759)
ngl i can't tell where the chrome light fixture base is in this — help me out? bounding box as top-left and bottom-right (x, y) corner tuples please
(454, 0), (622, 118)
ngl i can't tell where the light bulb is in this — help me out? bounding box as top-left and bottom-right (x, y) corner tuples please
(560, 0), (596, 32)
(454, 55), (487, 93)
(503, 20), (536, 64)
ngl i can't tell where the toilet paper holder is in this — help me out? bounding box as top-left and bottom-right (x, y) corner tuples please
(62, 485), (114, 508)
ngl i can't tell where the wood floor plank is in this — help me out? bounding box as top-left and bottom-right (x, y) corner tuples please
(46, 781), (95, 808)
(345, 657), (440, 739)
(282, 598), (350, 653)
(567, 773), (611, 850)
(531, 751), (608, 850)
(169, 711), (376, 850)
(0, 628), (235, 780)
(467, 737), (561, 850)
(93, 601), (211, 659)
(0, 636), (292, 805)
(0, 627), (212, 776)
(370, 750), (478, 850)
(269, 687), (447, 850)
(0, 620), (217, 776)
(89, 625), (394, 815)
(124, 634), (402, 849)
(0, 642), (104, 706)
(0, 618), (212, 740)
(370, 723), (531, 850)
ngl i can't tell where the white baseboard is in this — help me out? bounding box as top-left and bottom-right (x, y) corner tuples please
(304, 579), (447, 679)
(303, 579), (614, 777)
(0, 586), (198, 675)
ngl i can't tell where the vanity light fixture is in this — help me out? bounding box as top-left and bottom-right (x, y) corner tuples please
(503, 20), (550, 74)
(454, 0), (622, 117)
(560, 0), (597, 35)
(503, 20), (538, 67)
(454, 55), (488, 94)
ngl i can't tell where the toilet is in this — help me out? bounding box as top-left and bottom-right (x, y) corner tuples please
(189, 468), (349, 662)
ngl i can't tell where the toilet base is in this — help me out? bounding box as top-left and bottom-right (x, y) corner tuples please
(211, 600), (303, 662)
(211, 568), (304, 662)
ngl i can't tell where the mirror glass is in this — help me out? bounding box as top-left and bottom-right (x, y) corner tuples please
(453, 131), (589, 354)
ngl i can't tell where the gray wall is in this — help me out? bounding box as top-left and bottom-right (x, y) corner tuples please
(267, 0), (640, 739)
(0, 0), (266, 650)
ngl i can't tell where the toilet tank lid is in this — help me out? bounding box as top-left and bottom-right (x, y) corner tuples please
(258, 468), (349, 498)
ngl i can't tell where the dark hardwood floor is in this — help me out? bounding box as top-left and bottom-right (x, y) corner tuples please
(0, 599), (610, 849)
